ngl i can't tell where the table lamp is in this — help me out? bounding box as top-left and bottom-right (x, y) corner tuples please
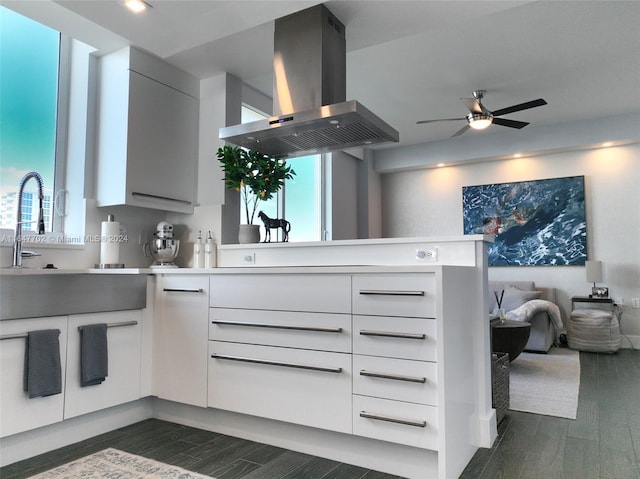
(586, 260), (608, 298)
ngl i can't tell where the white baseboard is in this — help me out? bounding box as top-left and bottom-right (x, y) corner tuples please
(620, 334), (640, 349)
(0, 398), (154, 467)
(153, 399), (439, 479)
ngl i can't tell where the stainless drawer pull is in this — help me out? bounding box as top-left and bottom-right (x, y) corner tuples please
(211, 354), (342, 374)
(359, 330), (426, 340)
(360, 411), (427, 428)
(360, 370), (427, 384)
(78, 321), (138, 331)
(132, 191), (192, 205)
(211, 320), (342, 334)
(359, 290), (425, 297)
(2, 321), (138, 340)
(163, 288), (204, 293)
(0, 333), (29, 340)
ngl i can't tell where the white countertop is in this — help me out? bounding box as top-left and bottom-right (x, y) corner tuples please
(0, 235), (491, 275)
(0, 268), (151, 276)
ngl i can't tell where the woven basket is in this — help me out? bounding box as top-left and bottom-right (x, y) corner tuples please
(492, 352), (510, 423)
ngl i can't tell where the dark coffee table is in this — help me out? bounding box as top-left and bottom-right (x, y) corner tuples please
(491, 319), (532, 361)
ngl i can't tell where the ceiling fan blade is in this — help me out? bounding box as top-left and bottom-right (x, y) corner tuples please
(491, 98), (547, 117)
(416, 117), (466, 125)
(492, 117), (530, 129)
(451, 124), (471, 137)
(460, 97), (483, 114)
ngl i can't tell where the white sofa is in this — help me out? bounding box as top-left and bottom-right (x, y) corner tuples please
(489, 280), (559, 352)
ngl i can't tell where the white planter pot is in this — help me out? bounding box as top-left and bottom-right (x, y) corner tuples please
(238, 224), (261, 244)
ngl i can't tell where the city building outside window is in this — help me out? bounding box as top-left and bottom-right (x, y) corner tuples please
(0, 6), (64, 234)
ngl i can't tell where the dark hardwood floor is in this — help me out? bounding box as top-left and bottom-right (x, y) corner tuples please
(461, 348), (640, 479)
(2, 350), (638, 479)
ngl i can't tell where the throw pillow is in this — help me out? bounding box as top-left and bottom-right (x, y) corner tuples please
(501, 286), (542, 312)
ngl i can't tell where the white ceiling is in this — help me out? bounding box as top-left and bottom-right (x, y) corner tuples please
(6, 0), (640, 151)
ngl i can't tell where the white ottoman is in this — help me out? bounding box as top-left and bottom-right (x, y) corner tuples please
(567, 308), (621, 353)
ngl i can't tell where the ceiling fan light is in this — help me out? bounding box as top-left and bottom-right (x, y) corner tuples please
(124, 0), (149, 13)
(468, 114), (493, 130)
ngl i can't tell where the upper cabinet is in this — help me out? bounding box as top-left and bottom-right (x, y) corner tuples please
(95, 46), (199, 214)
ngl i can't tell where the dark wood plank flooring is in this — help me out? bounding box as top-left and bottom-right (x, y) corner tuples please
(461, 348), (640, 479)
(2, 349), (638, 478)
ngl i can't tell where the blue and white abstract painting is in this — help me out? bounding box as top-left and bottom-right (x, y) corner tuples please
(463, 176), (586, 266)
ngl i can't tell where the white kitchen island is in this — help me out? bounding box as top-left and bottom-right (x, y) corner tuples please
(155, 235), (495, 479)
(0, 236), (494, 479)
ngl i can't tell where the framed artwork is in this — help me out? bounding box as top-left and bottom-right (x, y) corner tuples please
(463, 176), (586, 266)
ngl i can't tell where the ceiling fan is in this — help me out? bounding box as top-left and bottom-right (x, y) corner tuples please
(416, 90), (547, 137)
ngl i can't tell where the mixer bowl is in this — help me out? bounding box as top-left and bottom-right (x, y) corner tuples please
(148, 238), (180, 266)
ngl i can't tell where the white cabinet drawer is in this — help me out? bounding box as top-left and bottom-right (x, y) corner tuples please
(64, 310), (141, 419)
(209, 308), (351, 353)
(0, 316), (68, 437)
(353, 315), (437, 361)
(353, 395), (438, 450)
(353, 355), (437, 406)
(352, 274), (436, 318)
(208, 341), (352, 434)
(210, 274), (351, 313)
(155, 275), (209, 407)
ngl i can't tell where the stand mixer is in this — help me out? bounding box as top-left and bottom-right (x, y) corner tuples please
(144, 221), (180, 268)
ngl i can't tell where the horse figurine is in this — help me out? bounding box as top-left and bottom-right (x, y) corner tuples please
(258, 211), (291, 242)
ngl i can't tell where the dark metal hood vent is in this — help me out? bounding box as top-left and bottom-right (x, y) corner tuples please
(219, 5), (399, 158)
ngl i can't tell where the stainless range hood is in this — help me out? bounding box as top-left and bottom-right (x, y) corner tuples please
(219, 5), (399, 158)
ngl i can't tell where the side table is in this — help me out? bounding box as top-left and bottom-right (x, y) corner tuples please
(491, 318), (532, 361)
(571, 296), (615, 310)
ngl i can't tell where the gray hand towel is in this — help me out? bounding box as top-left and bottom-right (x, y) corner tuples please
(23, 329), (62, 399)
(80, 323), (108, 387)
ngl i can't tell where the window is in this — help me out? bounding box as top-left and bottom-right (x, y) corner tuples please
(0, 6), (64, 233)
(283, 154), (322, 242)
(240, 106), (323, 242)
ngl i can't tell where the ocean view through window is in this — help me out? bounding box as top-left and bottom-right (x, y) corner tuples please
(0, 6), (59, 232)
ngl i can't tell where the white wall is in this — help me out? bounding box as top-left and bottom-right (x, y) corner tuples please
(380, 145), (640, 347)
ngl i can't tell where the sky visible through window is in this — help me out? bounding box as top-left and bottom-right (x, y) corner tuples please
(0, 6), (58, 200)
(240, 106), (321, 241)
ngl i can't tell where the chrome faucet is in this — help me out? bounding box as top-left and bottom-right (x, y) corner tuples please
(12, 172), (45, 268)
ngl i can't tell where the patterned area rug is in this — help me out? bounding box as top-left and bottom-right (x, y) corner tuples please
(509, 346), (580, 419)
(27, 448), (214, 478)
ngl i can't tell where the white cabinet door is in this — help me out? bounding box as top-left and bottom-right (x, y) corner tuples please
(208, 341), (352, 434)
(96, 47), (198, 213)
(125, 71), (198, 212)
(64, 310), (141, 419)
(0, 316), (68, 437)
(155, 276), (209, 407)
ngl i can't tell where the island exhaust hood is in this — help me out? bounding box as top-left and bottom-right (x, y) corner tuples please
(219, 5), (399, 158)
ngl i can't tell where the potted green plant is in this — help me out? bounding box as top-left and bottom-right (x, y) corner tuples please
(217, 145), (295, 243)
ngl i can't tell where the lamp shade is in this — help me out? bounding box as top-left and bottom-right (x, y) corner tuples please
(585, 260), (603, 283)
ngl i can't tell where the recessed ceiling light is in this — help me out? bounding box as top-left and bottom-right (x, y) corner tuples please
(124, 0), (150, 14)
(602, 142), (613, 147)
(437, 163), (445, 167)
(513, 153), (522, 158)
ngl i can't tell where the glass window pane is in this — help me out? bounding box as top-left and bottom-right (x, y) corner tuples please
(284, 155), (321, 242)
(0, 6), (59, 231)
(239, 106), (322, 241)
